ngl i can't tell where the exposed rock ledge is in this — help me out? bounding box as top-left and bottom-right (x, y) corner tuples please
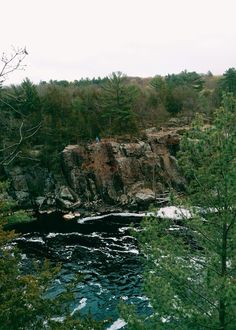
(5, 126), (187, 215)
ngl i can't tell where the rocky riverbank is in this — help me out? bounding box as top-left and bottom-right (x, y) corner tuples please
(4, 126), (187, 216)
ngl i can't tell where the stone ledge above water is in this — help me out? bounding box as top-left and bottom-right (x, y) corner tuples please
(5, 126), (186, 213)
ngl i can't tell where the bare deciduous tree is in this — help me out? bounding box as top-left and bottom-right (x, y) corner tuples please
(0, 46), (28, 86)
(0, 47), (41, 165)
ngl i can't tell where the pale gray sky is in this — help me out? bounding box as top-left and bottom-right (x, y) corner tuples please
(1, 0), (236, 84)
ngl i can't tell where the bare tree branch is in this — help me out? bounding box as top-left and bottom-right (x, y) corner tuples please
(3, 151), (22, 166)
(0, 47), (43, 165)
(0, 97), (24, 117)
(0, 47), (28, 85)
(0, 121), (42, 166)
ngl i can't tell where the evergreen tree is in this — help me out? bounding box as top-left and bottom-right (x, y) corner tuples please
(100, 72), (138, 135)
(219, 68), (236, 96)
(72, 86), (101, 140)
(150, 75), (167, 104)
(165, 89), (183, 114)
(123, 94), (236, 329)
(165, 71), (203, 91)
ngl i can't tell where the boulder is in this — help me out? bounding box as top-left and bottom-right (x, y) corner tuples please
(57, 185), (75, 202)
(135, 189), (155, 207)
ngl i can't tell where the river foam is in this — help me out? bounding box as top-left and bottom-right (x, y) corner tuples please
(106, 318), (127, 330)
(78, 206), (193, 224)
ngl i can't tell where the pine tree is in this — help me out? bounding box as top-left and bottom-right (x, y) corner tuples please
(221, 68), (236, 95)
(123, 94), (236, 329)
(100, 72), (138, 135)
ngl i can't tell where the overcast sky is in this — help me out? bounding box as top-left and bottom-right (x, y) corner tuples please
(1, 0), (236, 84)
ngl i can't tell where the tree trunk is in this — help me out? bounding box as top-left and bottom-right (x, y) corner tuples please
(219, 221), (227, 330)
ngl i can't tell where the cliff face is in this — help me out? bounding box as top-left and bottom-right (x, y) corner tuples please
(5, 127), (186, 213)
(61, 127), (185, 210)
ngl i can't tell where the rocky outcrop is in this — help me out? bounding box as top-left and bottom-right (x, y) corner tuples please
(5, 127), (186, 213)
(61, 127), (186, 211)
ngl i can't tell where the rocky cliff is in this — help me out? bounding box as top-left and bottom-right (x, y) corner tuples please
(5, 127), (186, 214)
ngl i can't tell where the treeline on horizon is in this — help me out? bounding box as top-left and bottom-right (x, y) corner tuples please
(1, 68), (236, 171)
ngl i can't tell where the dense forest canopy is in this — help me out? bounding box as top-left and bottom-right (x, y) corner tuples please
(0, 68), (235, 171)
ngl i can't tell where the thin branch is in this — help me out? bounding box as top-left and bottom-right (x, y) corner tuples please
(18, 155), (40, 162)
(0, 121), (42, 165)
(187, 222), (219, 248)
(0, 141), (20, 153)
(157, 262), (218, 314)
(24, 122), (42, 140)
(0, 98), (24, 117)
(0, 47), (40, 166)
(187, 255), (221, 276)
(0, 47), (28, 82)
(3, 151), (22, 166)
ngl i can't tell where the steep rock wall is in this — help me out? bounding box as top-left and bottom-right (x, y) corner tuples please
(5, 127), (186, 212)
(61, 127), (185, 209)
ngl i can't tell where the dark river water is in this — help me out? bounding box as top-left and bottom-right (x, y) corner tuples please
(14, 212), (152, 329)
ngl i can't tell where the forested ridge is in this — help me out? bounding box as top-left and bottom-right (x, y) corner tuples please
(1, 68), (236, 172)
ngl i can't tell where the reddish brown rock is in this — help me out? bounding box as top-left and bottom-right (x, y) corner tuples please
(61, 128), (185, 209)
